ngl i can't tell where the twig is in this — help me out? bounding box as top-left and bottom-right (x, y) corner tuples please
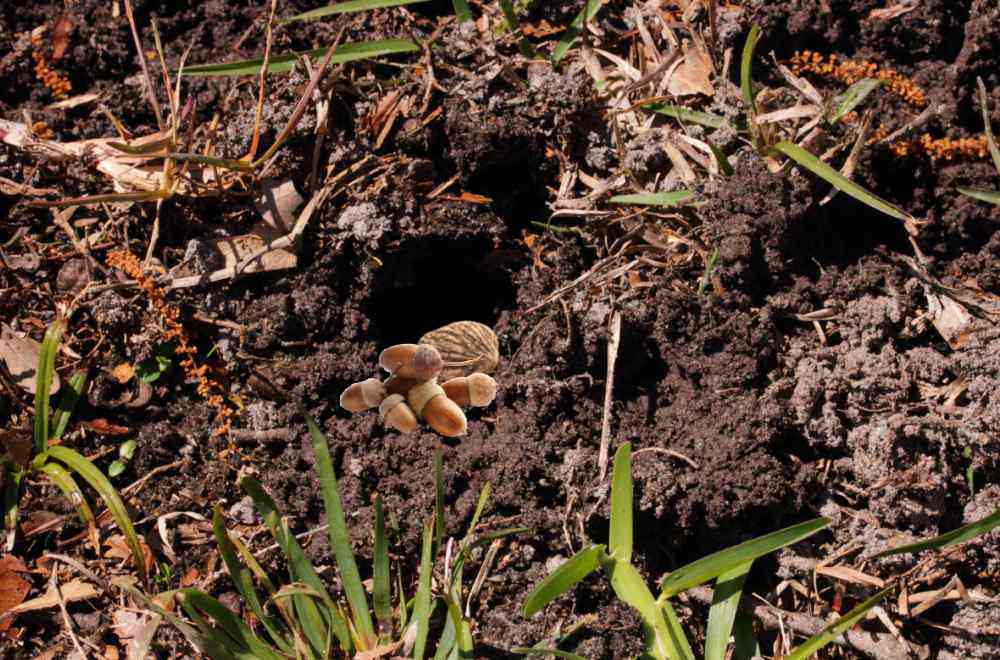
(50, 565), (88, 659)
(123, 0), (165, 131)
(597, 311), (621, 482)
(632, 446), (700, 469)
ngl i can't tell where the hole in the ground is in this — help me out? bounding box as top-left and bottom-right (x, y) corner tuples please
(367, 238), (521, 346)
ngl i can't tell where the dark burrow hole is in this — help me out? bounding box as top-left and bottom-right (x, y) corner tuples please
(367, 237), (522, 346)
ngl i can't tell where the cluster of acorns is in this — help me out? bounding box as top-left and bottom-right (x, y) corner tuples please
(339, 321), (499, 437)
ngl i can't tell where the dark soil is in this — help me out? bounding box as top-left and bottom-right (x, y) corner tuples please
(2, 1), (999, 658)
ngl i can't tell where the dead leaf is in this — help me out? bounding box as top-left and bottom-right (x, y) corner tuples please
(0, 555), (31, 631)
(867, 2), (918, 21)
(173, 233), (297, 282)
(50, 16), (73, 61)
(254, 179), (303, 236)
(80, 419), (130, 436)
(104, 535), (154, 574)
(667, 41), (715, 97)
(0, 430), (33, 468)
(112, 363), (135, 384)
(355, 640), (403, 660)
(926, 291), (973, 349)
(45, 93), (101, 111)
(179, 567), (199, 587)
(10, 577), (96, 614)
(0, 324), (60, 396)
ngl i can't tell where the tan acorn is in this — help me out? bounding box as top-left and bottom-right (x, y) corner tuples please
(441, 373), (497, 408)
(379, 394), (418, 433)
(339, 378), (386, 412)
(407, 381), (467, 437)
(420, 321), (499, 380)
(378, 343), (443, 382)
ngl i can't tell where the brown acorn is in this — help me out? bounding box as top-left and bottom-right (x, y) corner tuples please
(407, 381), (467, 437)
(441, 373), (497, 408)
(419, 321), (499, 380)
(379, 394), (418, 433)
(339, 378), (386, 412)
(378, 343), (443, 382)
(384, 374), (419, 396)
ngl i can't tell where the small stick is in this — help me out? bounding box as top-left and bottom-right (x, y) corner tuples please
(124, 0), (165, 131)
(597, 310), (622, 481)
(246, 0), (280, 162)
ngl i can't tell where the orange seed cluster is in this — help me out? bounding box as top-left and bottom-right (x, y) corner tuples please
(891, 134), (990, 160)
(30, 31), (72, 99)
(106, 250), (233, 436)
(789, 50), (926, 107)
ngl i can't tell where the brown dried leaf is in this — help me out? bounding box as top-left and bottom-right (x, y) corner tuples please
(0, 429), (33, 468)
(667, 42), (715, 97)
(50, 16), (73, 61)
(104, 535), (154, 574)
(867, 2), (918, 21)
(926, 291), (973, 349)
(112, 363), (135, 384)
(10, 577), (96, 614)
(80, 419), (130, 436)
(0, 324), (60, 396)
(254, 179), (303, 236)
(0, 555), (31, 631)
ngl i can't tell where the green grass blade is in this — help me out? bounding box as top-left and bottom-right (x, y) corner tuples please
(435, 449), (445, 549)
(732, 611), (759, 660)
(786, 586), (894, 660)
(444, 596), (474, 657)
(661, 599), (696, 660)
(704, 561), (751, 660)
(33, 320), (64, 453)
(831, 78), (883, 123)
(397, 569), (408, 631)
(553, 0), (605, 63)
(498, 0), (536, 58)
(451, 0), (472, 22)
(646, 104), (727, 129)
(472, 526), (529, 548)
(957, 187), (1000, 206)
(433, 613), (456, 660)
(523, 545), (605, 617)
(467, 483), (491, 536)
(978, 77), (1000, 176)
(709, 143), (734, 176)
(240, 477), (351, 652)
(512, 649), (587, 660)
(39, 462), (95, 525)
(212, 506), (294, 654)
(874, 507), (1000, 558)
(609, 191), (695, 206)
(373, 496), (392, 634)
(45, 445), (146, 583)
(304, 413), (376, 648)
(183, 39), (419, 76)
(609, 442), (633, 563)
(660, 517), (829, 598)
(180, 589), (285, 660)
(773, 141), (916, 225)
(117, 582), (240, 660)
(50, 370), (86, 442)
(740, 25), (761, 113)
(282, 0), (430, 23)
(412, 521), (434, 660)
(605, 557), (691, 660)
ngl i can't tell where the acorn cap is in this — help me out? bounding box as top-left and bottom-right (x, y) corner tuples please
(466, 373), (497, 406)
(411, 344), (443, 382)
(340, 378), (387, 412)
(379, 394), (418, 433)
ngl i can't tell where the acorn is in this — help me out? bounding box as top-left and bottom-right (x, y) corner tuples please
(379, 394), (418, 433)
(441, 373), (497, 408)
(339, 378), (386, 412)
(379, 343), (443, 382)
(407, 381), (467, 437)
(384, 373), (419, 396)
